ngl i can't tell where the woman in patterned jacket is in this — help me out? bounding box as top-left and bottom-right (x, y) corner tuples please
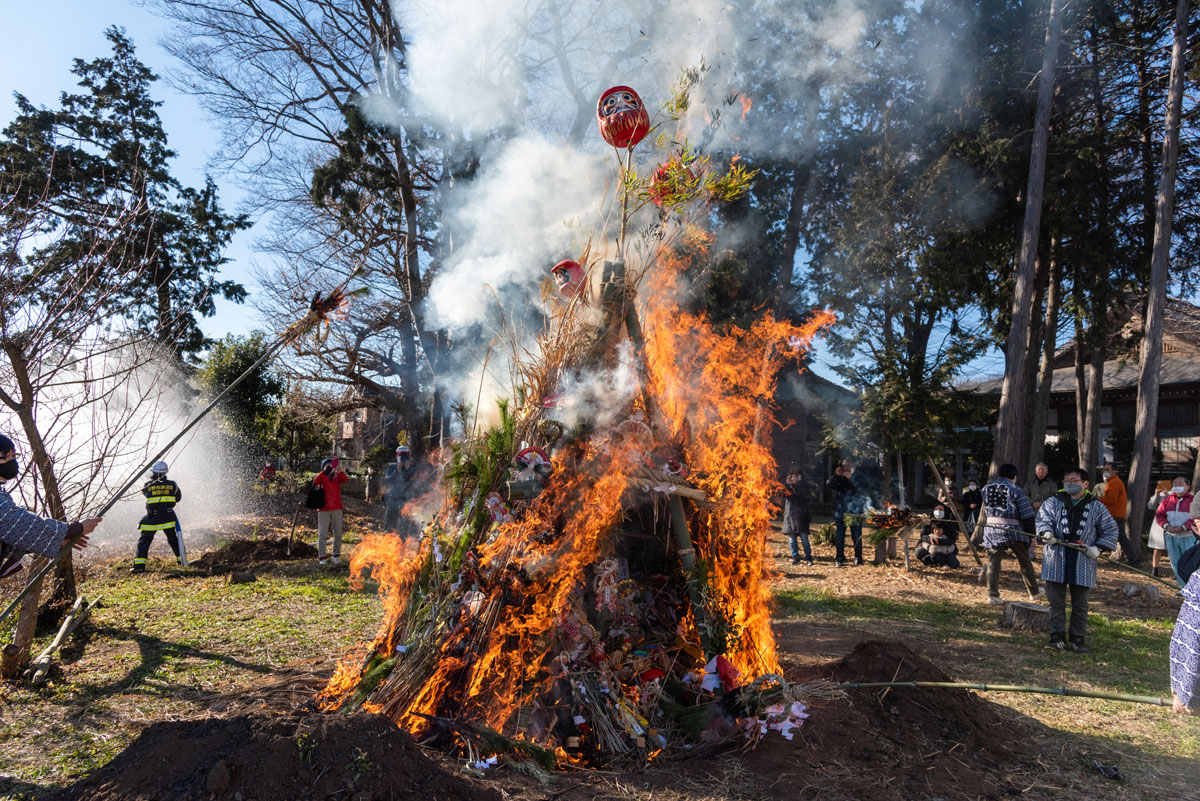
(1170, 521), (1200, 715)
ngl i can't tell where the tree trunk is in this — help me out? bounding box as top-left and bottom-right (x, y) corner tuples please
(991, 0), (1066, 473)
(1074, 306), (1088, 457)
(773, 165), (809, 318)
(1002, 600), (1051, 632)
(153, 260), (173, 350)
(1127, 0), (1190, 564)
(1080, 345), (1104, 471)
(1028, 248), (1060, 479)
(1017, 240), (1052, 470)
(1134, 3), (1158, 269)
(3, 345), (76, 651)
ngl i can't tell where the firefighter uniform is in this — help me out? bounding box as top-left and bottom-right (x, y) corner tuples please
(132, 476), (183, 572)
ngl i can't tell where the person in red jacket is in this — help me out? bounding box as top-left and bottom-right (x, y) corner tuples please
(314, 457), (348, 565)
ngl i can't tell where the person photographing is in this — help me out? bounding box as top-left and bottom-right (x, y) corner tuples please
(314, 457), (348, 565)
(0, 434), (98, 580)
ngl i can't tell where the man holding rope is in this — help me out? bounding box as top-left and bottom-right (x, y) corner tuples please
(0, 435), (99, 580)
(1036, 467), (1118, 653)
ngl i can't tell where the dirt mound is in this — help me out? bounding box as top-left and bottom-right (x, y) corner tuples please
(817, 639), (1018, 762)
(44, 711), (499, 801)
(192, 536), (317, 572)
(737, 640), (1031, 801)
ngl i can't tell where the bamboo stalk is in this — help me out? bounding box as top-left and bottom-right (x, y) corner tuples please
(837, 680), (1172, 707)
(24, 595), (100, 685)
(935, 516), (1181, 592)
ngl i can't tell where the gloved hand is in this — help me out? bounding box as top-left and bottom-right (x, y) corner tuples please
(1040, 530), (1056, 544)
(1085, 545), (1100, 559)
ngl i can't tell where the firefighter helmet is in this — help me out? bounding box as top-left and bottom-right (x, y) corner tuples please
(151, 460), (169, 475)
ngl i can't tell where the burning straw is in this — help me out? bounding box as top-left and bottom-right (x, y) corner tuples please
(318, 144), (836, 764)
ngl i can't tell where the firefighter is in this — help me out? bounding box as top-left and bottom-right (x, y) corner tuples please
(132, 460), (184, 573)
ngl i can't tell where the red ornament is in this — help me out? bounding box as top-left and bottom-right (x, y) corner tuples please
(596, 86), (650, 149)
(648, 160), (699, 207)
(515, 446), (550, 469)
(551, 259), (585, 297)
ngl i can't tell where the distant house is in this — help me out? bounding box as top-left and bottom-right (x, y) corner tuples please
(771, 368), (859, 485)
(976, 297), (1200, 476)
(332, 392), (403, 470)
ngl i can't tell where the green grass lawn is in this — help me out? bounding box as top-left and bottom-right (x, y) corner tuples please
(0, 557), (383, 800)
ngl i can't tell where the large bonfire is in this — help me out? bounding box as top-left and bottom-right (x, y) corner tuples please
(319, 78), (837, 767)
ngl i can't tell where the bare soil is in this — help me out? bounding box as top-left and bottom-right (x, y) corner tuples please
(190, 535), (317, 572)
(43, 711), (498, 801)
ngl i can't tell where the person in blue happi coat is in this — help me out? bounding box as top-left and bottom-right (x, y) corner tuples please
(1035, 467), (1119, 654)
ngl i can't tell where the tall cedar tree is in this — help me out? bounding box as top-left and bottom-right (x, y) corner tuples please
(51, 27), (249, 359)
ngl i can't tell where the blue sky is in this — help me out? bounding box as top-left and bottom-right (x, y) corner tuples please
(1, 1), (262, 340)
(3, 3), (1012, 390)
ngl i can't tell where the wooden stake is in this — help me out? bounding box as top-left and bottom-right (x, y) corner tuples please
(24, 595), (100, 685)
(287, 501), (303, 556)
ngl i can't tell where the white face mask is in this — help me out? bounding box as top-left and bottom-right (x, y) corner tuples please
(933, 509), (945, 519)
(1173, 486), (1187, 496)
(968, 484), (977, 491)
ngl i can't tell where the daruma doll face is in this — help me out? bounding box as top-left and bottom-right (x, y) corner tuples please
(596, 86), (650, 149)
(551, 260), (585, 297)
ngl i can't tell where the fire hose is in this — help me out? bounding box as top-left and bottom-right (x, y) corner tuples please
(0, 284), (357, 628)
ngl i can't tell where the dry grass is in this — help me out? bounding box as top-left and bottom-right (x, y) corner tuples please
(767, 522), (1200, 800)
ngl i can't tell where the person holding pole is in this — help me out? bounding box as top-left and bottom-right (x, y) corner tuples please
(981, 463), (1041, 605)
(1036, 467), (1118, 653)
(0, 434), (98, 580)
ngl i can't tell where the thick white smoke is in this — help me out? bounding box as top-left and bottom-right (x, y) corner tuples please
(0, 350), (248, 564)
(365, 0), (973, 419)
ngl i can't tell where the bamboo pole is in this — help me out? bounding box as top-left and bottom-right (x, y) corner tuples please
(1, 286), (352, 628)
(24, 595), (100, 685)
(933, 516), (1181, 593)
(837, 680), (1172, 707)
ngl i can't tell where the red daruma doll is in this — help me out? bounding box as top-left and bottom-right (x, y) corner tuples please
(596, 86), (650, 149)
(551, 260), (585, 298)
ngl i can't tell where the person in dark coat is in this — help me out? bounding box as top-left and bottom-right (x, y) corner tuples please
(915, 502), (960, 568)
(961, 480), (982, 537)
(827, 461), (864, 566)
(782, 467), (813, 566)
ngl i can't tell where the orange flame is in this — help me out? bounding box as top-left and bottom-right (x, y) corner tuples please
(320, 230), (836, 756)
